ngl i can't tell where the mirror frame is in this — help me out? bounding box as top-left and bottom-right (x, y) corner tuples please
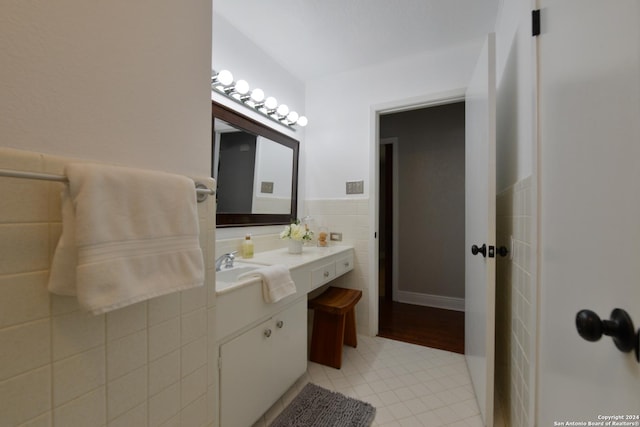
(212, 101), (299, 227)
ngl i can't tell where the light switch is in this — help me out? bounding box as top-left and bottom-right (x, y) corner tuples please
(346, 180), (364, 194)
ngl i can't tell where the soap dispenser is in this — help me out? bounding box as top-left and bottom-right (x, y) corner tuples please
(242, 234), (254, 259)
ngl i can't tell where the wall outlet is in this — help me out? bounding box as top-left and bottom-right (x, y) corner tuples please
(346, 180), (364, 194)
(330, 232), (342, 241)
(260, 181), (274, 194)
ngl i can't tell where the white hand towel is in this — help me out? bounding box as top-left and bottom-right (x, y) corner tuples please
(237, 264), (296, 303)
(48, 163), (205, 314)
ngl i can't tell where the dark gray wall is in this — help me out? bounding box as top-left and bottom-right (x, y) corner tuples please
(380, 102), (465, 299)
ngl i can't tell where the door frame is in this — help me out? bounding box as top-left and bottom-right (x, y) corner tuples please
(368, 88), (466, 336)
(379, 137), (399, 302)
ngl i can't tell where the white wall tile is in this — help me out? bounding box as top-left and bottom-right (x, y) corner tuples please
(181, 336), (207, 377)
(53, 386), (106, 427)
(0, 179), (50, 224)
(181, 307), (207, 345)
(180, 394), (208, 427)
(0, 366), (51, 427)
(0, 149), (217, 427)
(181, 284), (207, 314)
(148, 292), (180, 326)
(106, 365), (147, 421)
(149, 350), (181, 397)
(0, 272), (50, 328)
(51, 311), (105, 361)
(18, 412), (51, 427)
(181, 365), (207, 409)
(106, 303), (147, 341)
(149, 382), (181, 427)
(159, 414), (181, 427)
(107, 402), (146, 427)
(0, 224), (49, 275)
(106, 330), (147, 381)
(0, 319), (50, 381)
(53, 347), (105, 407)
(148, 317), (180, 361)
(496, 175), (535, 427)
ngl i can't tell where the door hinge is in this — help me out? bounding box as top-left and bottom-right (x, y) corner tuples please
(532, 9), (541, 37)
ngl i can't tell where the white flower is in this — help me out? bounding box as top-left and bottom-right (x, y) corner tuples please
(280, 221), (313, 241)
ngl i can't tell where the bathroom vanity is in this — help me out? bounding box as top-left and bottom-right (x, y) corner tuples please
(214, 245), (354, 427)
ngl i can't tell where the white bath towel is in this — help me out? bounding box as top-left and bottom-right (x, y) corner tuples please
(48, 163), (205, 314)
(237, 264), (296, 303)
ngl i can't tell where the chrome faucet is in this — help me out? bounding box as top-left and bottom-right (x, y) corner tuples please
(215, 251), (237, 271)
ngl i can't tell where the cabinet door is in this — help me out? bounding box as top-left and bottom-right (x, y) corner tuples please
(219, 318), (272, 427)
(271, 299), (307, 394)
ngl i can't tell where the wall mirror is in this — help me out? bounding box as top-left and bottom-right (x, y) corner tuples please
(212, 101), (299, 227)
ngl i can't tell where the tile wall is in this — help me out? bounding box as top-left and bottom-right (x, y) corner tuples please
(214, 198), (371, 335)
(0, 148), (217, 427)
(496, 175), (535, 427)
(303, 199), (371, 334)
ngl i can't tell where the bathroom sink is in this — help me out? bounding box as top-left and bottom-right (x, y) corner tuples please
(216, 262), (266, 291)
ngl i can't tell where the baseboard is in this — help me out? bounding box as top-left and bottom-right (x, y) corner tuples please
(394, 290), (465, 312)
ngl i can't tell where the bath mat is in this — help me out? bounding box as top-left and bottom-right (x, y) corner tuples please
(269, 383), (376, 427)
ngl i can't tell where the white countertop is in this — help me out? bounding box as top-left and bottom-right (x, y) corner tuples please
(242, 244), (353, 270)
(216, 244), (354, 295)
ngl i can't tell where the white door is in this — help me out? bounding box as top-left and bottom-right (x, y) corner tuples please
(465, 33), (496, 427)
(537, 0), (640, 423)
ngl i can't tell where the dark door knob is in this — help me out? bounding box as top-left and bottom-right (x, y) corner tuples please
(471, 244), (486, 257)
(497, 246), (509, 257)
(575, 308), (636, 354)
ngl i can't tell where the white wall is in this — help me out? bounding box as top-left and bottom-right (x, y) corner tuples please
(212, 11), (306, 239)
(212, 12), (304, 123)
(304, 41), (482, 200)
(0, 0), (212, 177)
(0, 2), (217, 425)
(493, 1), (538, 425)
(495, 0), (536, 191)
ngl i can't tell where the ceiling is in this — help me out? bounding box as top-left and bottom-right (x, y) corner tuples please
(214, 0), (501, 82)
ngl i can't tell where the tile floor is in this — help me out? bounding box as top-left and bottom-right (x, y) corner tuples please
(253, 335), (483, 427)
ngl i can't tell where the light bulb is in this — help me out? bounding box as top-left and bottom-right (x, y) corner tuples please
(276, 104), (289, 117)
(264, 97), (278, 110)
(286, 111), (299, 123)
(297, 116), (308, 127)
(250, 88), (265, 103)
(234, 79), (249, 95)
(216, 69), (233, 86)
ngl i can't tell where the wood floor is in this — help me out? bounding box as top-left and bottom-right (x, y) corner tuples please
(377, 298), (465, 354)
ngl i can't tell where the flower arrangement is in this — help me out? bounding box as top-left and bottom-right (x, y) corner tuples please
(280, 220), (313, 242)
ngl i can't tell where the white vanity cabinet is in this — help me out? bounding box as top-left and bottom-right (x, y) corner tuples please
(214, 245), (355, 427)
(310, 251), (354, 291)
(218, 298), (306, 427)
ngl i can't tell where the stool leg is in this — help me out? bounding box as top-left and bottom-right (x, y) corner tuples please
(309, 311), (346, 369)
(344, 307), (358, 348)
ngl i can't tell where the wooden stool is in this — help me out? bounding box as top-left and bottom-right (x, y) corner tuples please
(308, 286), (362, 369)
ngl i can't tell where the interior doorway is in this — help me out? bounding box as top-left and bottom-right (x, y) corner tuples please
(379, 138), (397, 302)
(376, 101), (466, 354)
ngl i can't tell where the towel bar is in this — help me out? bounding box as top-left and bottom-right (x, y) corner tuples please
(0, 168), (215, 203)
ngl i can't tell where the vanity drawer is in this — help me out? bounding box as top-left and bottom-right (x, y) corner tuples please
(335, 253), (354, 276)
(311, 261), (336, 290)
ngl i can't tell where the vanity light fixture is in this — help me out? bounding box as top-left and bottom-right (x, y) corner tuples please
(225, 79), (250, 98)
(212, 69), (234, 88)
(211, 69), (308, 128)
(276, 104), (290, 118)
